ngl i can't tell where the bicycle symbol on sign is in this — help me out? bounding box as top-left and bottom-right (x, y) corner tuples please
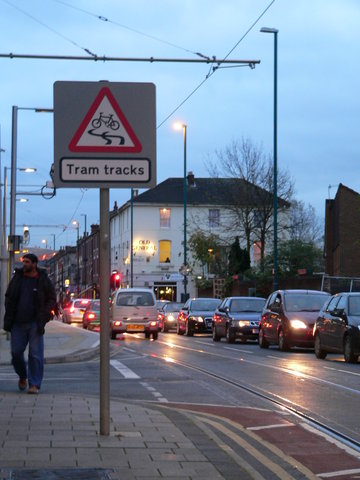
(91, 112), (120, 131)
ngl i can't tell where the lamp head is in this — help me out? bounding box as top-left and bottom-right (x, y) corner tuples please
(260, 27), (278, 34)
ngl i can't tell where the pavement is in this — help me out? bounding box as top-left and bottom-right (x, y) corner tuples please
(0, 321), (360, 479)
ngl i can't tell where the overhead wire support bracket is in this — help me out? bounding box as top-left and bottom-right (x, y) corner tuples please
(0, 52), (260, 67)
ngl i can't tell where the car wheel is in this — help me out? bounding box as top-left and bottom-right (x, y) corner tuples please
(152, 331), (158, 341)
(226, 326), (235, 344)
(177, 323), (184, 335)
(258, 328), (269, 349)
(145, 331), (151, 339)
(185, 321), (193, 337)
(344, 336), (358, 363)
(278, 329), (290, 351)
(111, 331), (117, 340)
(314, 334), (327, 359)
(212, 326), (221, 342)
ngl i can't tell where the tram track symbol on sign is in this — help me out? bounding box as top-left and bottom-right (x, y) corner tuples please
(68, 87), (142, 153)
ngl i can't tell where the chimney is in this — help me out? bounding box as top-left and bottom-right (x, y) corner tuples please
(113, 200), (118, 211)
(90, 224), (99, 234)
(187, 171), (195, 186)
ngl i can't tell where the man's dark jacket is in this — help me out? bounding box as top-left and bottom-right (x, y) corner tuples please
(3, 267), (57, 334)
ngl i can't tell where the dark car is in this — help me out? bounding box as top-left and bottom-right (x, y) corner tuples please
(314, 292), (360, 363)
(177, 298), (221, 336)
(212, 296), (266, 343)
(259, 290), (330, 351)
(158, 302), (183, 332)
(82, 300), (100, 331)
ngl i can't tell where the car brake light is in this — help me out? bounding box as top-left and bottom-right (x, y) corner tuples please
(150, 321), (157, 327)
(114, 321), (121, 326)
(157, 313), (164, 320)
(70, 307), (75, 313)
(81, 300), (89, 304)
(88, 313), (95, 319)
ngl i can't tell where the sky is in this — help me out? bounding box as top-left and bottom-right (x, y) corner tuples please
(0, 0), (359, 249)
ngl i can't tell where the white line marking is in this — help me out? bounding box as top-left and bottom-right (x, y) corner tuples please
(324, 366), (360, 377)
(247, 423), (293, 431)
(224, 347), (254, 354)
(123, 347), (137, 353)
(301, 423), (360, 458)
(318, 468), (360, 478)
(194, 340), (215, 347)
(110, 360), (140, 379)
(152, 392), (163, 397)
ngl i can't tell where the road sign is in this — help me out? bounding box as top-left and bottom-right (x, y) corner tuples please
(53, 81), (156, 188)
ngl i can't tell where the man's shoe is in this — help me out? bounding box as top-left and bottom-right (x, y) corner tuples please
(28, 385), (40, 394)
(18, 378), (27, 391)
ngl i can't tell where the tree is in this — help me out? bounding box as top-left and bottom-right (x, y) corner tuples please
(263, 239), (324, 277)
(287, 200), (323, 244)
(188, 231), (227, 277)
(207, 137), (294, 267)
(228, 236), (250, 275)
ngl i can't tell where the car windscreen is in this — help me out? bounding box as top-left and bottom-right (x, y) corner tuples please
(91, 301), (100, 310)
(116, 292), (155, 307)
(74, 300), (89, 308)
(164, 302), (183, 311)
(348, 296), (360, 315)
(191, 299), (221, 311)
(284, 294), (328, 312)
(230, 299), (265, 312)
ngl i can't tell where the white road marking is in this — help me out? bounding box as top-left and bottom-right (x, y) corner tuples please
(224, 346), (253, 354)
(247, 423), (293, 431)
(318, 468), (360, 478)
(140, 381), (168, 403)
(110, 359), (140, 379)
(324, 366), (360, 377)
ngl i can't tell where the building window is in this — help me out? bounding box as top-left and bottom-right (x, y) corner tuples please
(159, 240), (171, 263)
(160, 208), (171, 228)
(209, 209), (220, 228)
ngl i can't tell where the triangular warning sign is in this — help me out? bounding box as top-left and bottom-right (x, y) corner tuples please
(68, 87), (142, 153)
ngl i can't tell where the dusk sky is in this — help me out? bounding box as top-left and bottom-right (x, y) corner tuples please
(0, 0), (359, 248)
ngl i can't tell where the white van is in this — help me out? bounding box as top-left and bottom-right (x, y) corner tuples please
(110, 288), (159, 340)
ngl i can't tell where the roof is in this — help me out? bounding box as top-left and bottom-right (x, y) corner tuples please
(132, 177), (290, 208)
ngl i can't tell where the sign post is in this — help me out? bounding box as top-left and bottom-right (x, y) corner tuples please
(53, 81), (156, 435)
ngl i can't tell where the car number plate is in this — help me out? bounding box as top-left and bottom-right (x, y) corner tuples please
(127, 325), (144, 332)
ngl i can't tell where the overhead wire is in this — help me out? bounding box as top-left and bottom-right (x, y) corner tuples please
(51, 0), (210, 59)
(1, 0), (97, 57)
(157, 0), (276, 129)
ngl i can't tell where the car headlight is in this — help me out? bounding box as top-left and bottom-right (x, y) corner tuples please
(167, 314), (175, 322)
(238, 320), (250, 328)
(290, 319), (307, 329)
(197, 316), (204, 322)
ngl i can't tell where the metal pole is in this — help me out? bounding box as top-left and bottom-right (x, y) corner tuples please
(183, 125), (187, 300)
(273, 31), (278, 291)
(130, 189), (133, 288)
(9, 106), (18, 277)
(76, 225), (80, 295)
(99, 188), (110, 436)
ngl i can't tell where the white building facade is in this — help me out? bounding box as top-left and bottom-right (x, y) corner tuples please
(110, 176), (290, 301)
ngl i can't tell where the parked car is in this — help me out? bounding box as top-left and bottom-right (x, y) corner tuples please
(259, 290), (330, 351)
(212, 296), (266, 343)
(62, 298), (91, 324)
(177, 298), (221, 336)
(110, 288), (159, 340)
(158, 302), (183, 332)
(313, 292), (360, 363)
(82, 299), (101, 331)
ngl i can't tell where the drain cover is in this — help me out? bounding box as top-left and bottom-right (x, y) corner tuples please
(9, 469), (112, 480)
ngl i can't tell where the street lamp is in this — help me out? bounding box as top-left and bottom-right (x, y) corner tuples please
(81, 213), (87, 288)
(9, 105), (53, 275)
(41, 239), (47, 249)
(173, 122), (188, 301)
(260, 27), (279, 291)
(72, 220), (80, 295)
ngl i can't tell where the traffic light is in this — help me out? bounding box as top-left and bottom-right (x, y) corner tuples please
(23, 226), (30, 245)
(110, 271), (121, 290)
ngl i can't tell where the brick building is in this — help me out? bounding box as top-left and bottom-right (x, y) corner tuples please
(324, 184), (360, 276)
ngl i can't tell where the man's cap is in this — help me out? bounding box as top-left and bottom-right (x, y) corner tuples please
(23, 253), (38, 264)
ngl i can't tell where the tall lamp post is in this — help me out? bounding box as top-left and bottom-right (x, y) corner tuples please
(260, 27), (279, 291)
(174, 122), (188, 301)
(72, 220), (80, 295)
(81, 213), (87, 289)
(9, 105), (53, 276)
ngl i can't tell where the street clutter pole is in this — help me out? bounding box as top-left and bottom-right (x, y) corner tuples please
(99, 188), (110, 436)
(9, 106), (18, 277)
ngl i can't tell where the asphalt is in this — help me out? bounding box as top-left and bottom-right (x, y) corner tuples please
(0, 320), (360, 479)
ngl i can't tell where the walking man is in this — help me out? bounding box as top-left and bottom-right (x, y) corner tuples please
(3, 253), (56, 394)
